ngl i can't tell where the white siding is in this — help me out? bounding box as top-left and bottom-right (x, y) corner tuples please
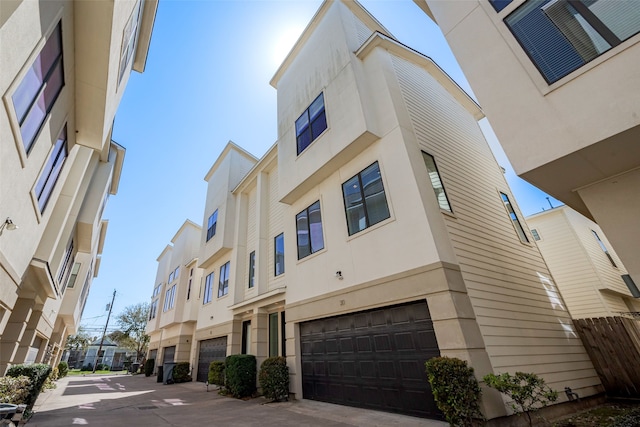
(392, 54), (600, 392)
(267, 166), (285, 289)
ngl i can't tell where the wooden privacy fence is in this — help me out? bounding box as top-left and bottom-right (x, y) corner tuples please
(573, 317), (640, 397)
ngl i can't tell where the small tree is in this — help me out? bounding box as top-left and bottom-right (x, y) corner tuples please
(483, 372), (558, 427)
(425, 357), (483, 427)
(114, 303), (150, 363)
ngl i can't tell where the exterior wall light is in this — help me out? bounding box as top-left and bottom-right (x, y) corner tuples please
(0, 218), (18, 235)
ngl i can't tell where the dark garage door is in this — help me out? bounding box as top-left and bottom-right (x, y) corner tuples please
(300, 300), (441, 419)
(197, 336), (227, 382)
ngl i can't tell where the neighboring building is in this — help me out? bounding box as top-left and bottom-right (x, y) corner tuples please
(413, 0), (640, 289)
(146, 0), (602, 421)
(83, 337), (136, 370)
(146, 220), (204, 376)
(0, 0), (157, 374)
(527, 206), (640, 319)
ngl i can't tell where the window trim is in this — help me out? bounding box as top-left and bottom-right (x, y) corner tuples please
(499, 191), (530, 243)
(421, 151), (453, 213)
(218, 261), (230, 298)
(32, 124), (68, 214)
(203, 272), (214, 304)
(591, 229), (617, 268)
(295, 92), (328, 155)
(248, 251), (256, 288)
(341, 161), (391, 236)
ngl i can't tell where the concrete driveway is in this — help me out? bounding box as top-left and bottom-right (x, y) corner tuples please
(29, 374), (447, 427)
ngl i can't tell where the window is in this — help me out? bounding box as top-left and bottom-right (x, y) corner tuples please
(342, 162), (390, 236)
(490, 0), (513, 12)
(168, 271), (174, 283)
(187, 268), (193, 300)
(35, 125), (68, 212)
(203, 272), (214, 304)
(422, 152), (452, 213)
(274, 234), (285, 276)
(531, 228), (541, 241)
(218, 261), (230, 297)
(65, 262), (81, 289)
(119, 0), (142, 83)
(163, 284), (176, 312)
(592, 229), (617, 268)
(500, 192), (529, 243)
(149, 299), (158, 320)
(241, 320), (251, 354)
(57, 238), (74, 285)
(248, 251), (255, 288)
(269, 313), (279, 357)
(152, 284), (162, 298)
(506, 0), (640, 84)
(295, 93), (327, 155)
(12, 21), (65, 152)
(206, 209), (218, 241)
(168, 266), (179, 283)
(296, 201), (324, 259)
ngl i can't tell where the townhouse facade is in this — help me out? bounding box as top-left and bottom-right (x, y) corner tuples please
(527, 206), (640, 319)
(0, 0), (157, 373)
(414, 0), (640, 290)
(146, 0), (602, 421)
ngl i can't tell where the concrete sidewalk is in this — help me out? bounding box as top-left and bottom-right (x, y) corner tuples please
(29, 374), (447, 426)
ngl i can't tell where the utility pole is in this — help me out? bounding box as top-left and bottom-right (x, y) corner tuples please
(93, 290), (116, 373)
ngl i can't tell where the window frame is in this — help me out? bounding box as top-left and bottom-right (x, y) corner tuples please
(274, 233), (285, 276)
(163, 284), (176, 312)
(341, 161), (391, 236)
(296, 201), (325, 260)
(591, 229), (617, 268)
(531, 228), (542, 241)
(248, 251), (256, 288)
(218, 261), (230, 298)
(34, 125), (68, 213)
(118, 0), (142, 85)
(499, 192), (530, 243)
(295, 92), (327, 155)
(203, 272), (214, 304)
(421, 151), (453, 213)
(206, 209), (218, 241)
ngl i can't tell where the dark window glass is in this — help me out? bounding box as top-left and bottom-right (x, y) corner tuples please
(592, 230), (617, 268)
(241, 320), (251, 354)
(342, 162), (390, 236)
(296, 201), (324, 260)
(35, 125), (68, 212)
(206, 209), (218, 241)
(274, 233), (285, 276)
(281, 311), (286, 357)
(506, 0), (640, 84)
(248, 251), (256, 288)
(203, 272), (214, 304)
(218, 261), (230, 297)
(13, 22), (65, 152)
(489, 0), (513, 12)
(295, 93), (327, 155)
(500, 192), (529, 243)
(422, 152), (452, 212)
(269, 313), (279, 357)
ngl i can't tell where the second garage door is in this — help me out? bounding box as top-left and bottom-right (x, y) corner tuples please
(196, 336), (227, 382)
(300, 300), (441, 419)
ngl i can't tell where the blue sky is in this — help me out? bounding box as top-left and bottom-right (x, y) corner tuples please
(80, 0), (561, 329)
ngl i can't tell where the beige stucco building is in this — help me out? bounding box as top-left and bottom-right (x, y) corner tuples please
(414, 0), (640, 290)
(527, 206), (640, 319)
(145, 0), (603, 421)
(0, 0), (157, 373)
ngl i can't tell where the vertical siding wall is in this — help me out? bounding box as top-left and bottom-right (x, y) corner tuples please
(267, 167), (285, 290)
(391, 55), (601, 393)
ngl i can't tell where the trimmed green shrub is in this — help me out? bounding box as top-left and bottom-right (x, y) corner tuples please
(0, 375), (31, 404)
(259, 357), (289, 402)
(144, 358), (155, 377)
(172, 362), (192, 383)
(225, 354), (256, 398)
(95, 363), (109, 371)
(425, 357), (483, 427)
(208, 361), (225, 386)
(80, 364), (93, 372)
(483, 371), (558, 427)
(6, 363), (52, 409)
(57, 361), (69, 378)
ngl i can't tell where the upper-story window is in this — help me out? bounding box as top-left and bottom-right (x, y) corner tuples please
(206, 209), (218, 241)
(500, 192), (529, 243)
(12, 21), (65, 153)
(531, 228), (542, 241)
(58, 238), (74, 292)
(342, 162), (390, 236)
(505, 0), (640, 84)
(152, 283), (162, 298)
(187, 268), (193, 300)
(35, 125), (68, 212)
(203, 272), (214, 304)
(296, 201), (324, 259)
(422, 152), (452, 213)
(168, 266), (179, 283)
(65, 262), (81, 289)
(591, 229), (617, 268)
(119, 0), (142, 84)
(218, 261), (230, 297)
(248, 251), (256, 288)
(163, 284), (176, 312)
(489, 0), (513, 12)
(274, 234), (285, 276)
(149, 299), (158, 320)
(295, 93), (327, 155)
